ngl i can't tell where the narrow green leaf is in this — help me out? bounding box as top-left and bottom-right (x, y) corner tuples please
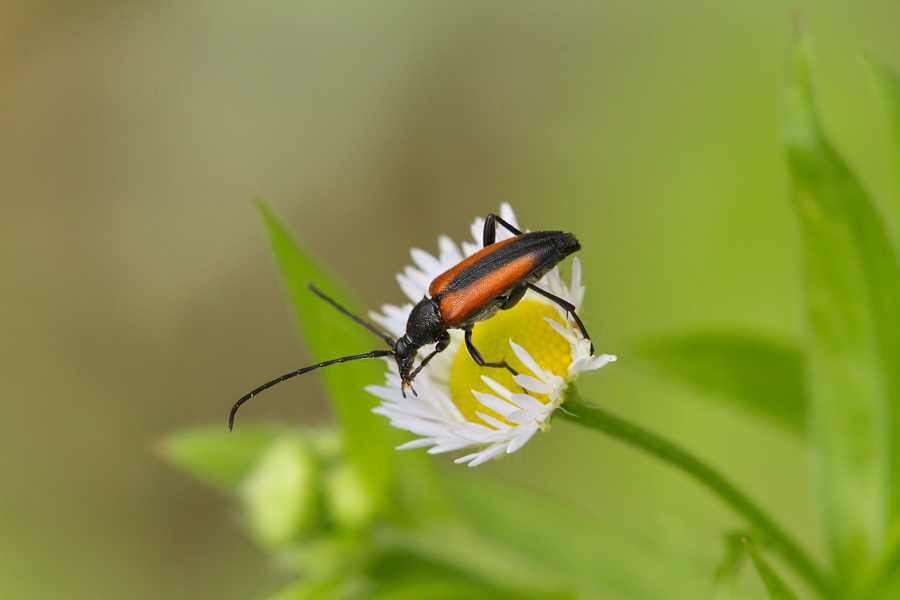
(715, 532), (751, 592)
(160, 425), (277, 493)
(862, 56), (900, 203)
(268, 544), (568, 600)
(374, 523), (577, 600)
(631, 330), (805, 436)
(367, 554), (552, 600)
(362, 576), (536, 600)
(254, 200), (447, 524)
(859, 521), (900, 599)
(784, 35), (900, 584)
(744, 539), (802, 600)
(262, 576), (359, 600)
(255, 200), (396, 513)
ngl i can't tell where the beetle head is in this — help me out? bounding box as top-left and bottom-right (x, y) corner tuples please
(393, 336), (420, 395)
(395, 297), (448, 395)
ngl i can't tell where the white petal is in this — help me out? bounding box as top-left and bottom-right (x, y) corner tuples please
(370, 304), (410, 338)
(499, 203), (519, 233)
(410, 247), (442, 275)
(569, 357), (589, 373)
(584, 354), (617, 371)
(466, 443), (509, 466)
(506, 392), (545, 411)
(447, 427), (495, 443)
(475, 411), (510, 430)
(397, 270), (426, 303)
(508, 340), (544, 380)
(365, 384), (403, 402)
(461, 240), (482, 257)
(454, 451), (480, 464)
(449, 418), (496, 434)
(544, 317), (573, 341)
(396, 438), (438, 450)
(430, 442), (471, 455)
(472, 390), (517, 418)
(387, 415), (448, 436)
(415, 380), (464, 422)
(379, 401), (441, 422)
(570, 257), (584, 307)
(506, 409), (535, 423)
(507, 422), (540, 453)
(541, 268), (564, 298)
(480, 375), (514, 401)
(469, 217), (486, 248)
(512, 374), (553, 395)
(455, 430), (510, 446)
(437, 235), (463, 265)
(570, 256), (582, 286)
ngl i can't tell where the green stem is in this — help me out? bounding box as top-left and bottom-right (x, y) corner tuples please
(558, 390), (830, 598)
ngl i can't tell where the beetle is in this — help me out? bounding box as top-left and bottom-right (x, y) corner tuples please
(229, 212), (592, 431)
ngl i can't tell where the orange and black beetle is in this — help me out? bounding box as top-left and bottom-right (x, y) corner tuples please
(229, 213), (592, 430)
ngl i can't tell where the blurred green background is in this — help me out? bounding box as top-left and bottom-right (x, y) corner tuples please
(2, 2), (899, 599)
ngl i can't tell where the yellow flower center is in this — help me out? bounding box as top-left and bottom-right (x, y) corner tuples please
(448, 300), (572, 425)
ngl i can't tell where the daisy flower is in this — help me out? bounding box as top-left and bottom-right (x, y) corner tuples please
(367, 204), (616, 466)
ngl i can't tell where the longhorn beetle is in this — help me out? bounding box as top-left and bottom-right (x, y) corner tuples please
(229, 213), (592, 431)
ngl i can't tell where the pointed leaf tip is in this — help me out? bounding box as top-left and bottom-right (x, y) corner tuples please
(254, 200), (396, 509)
(744, 538), (802, 600)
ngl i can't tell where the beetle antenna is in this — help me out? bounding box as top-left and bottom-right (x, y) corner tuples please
(229, 348), (394, 431)
(307, 284), (396, 347)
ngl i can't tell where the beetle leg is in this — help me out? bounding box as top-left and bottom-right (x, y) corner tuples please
(498, 282), (529, 311)
(464, 328), (518, 376)
(483, 213), (524, 246)
(526, 283), (594, 354)
(407, 333), (451, 383)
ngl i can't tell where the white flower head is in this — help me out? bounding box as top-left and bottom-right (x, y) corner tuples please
(367, 204), (616, 466)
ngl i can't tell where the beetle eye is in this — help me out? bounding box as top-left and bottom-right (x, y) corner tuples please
(394, 339), (408, 359)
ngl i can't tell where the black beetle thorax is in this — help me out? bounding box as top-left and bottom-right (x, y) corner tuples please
(405, 297), (446, 347)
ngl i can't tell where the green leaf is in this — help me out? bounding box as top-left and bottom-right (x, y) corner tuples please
(715, 532), (751, 593)
(160, 425), (277, 493)
(744, 539), (802, 600)
(434, 472), (764, 600)
(630, 330), (806, 436)
(859, 521), (900, 599)
(254, 200), (397, 513)
(373, 523), (577, 600)
(784, 35), (900, 585)
(361, 574), (538, 600)
(862, 55), (900, 204)
(367, 554), (555, 600)
(262, 576), (361, 600)
(254, 200), (448, 524)
(266, 547), (568, 600)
